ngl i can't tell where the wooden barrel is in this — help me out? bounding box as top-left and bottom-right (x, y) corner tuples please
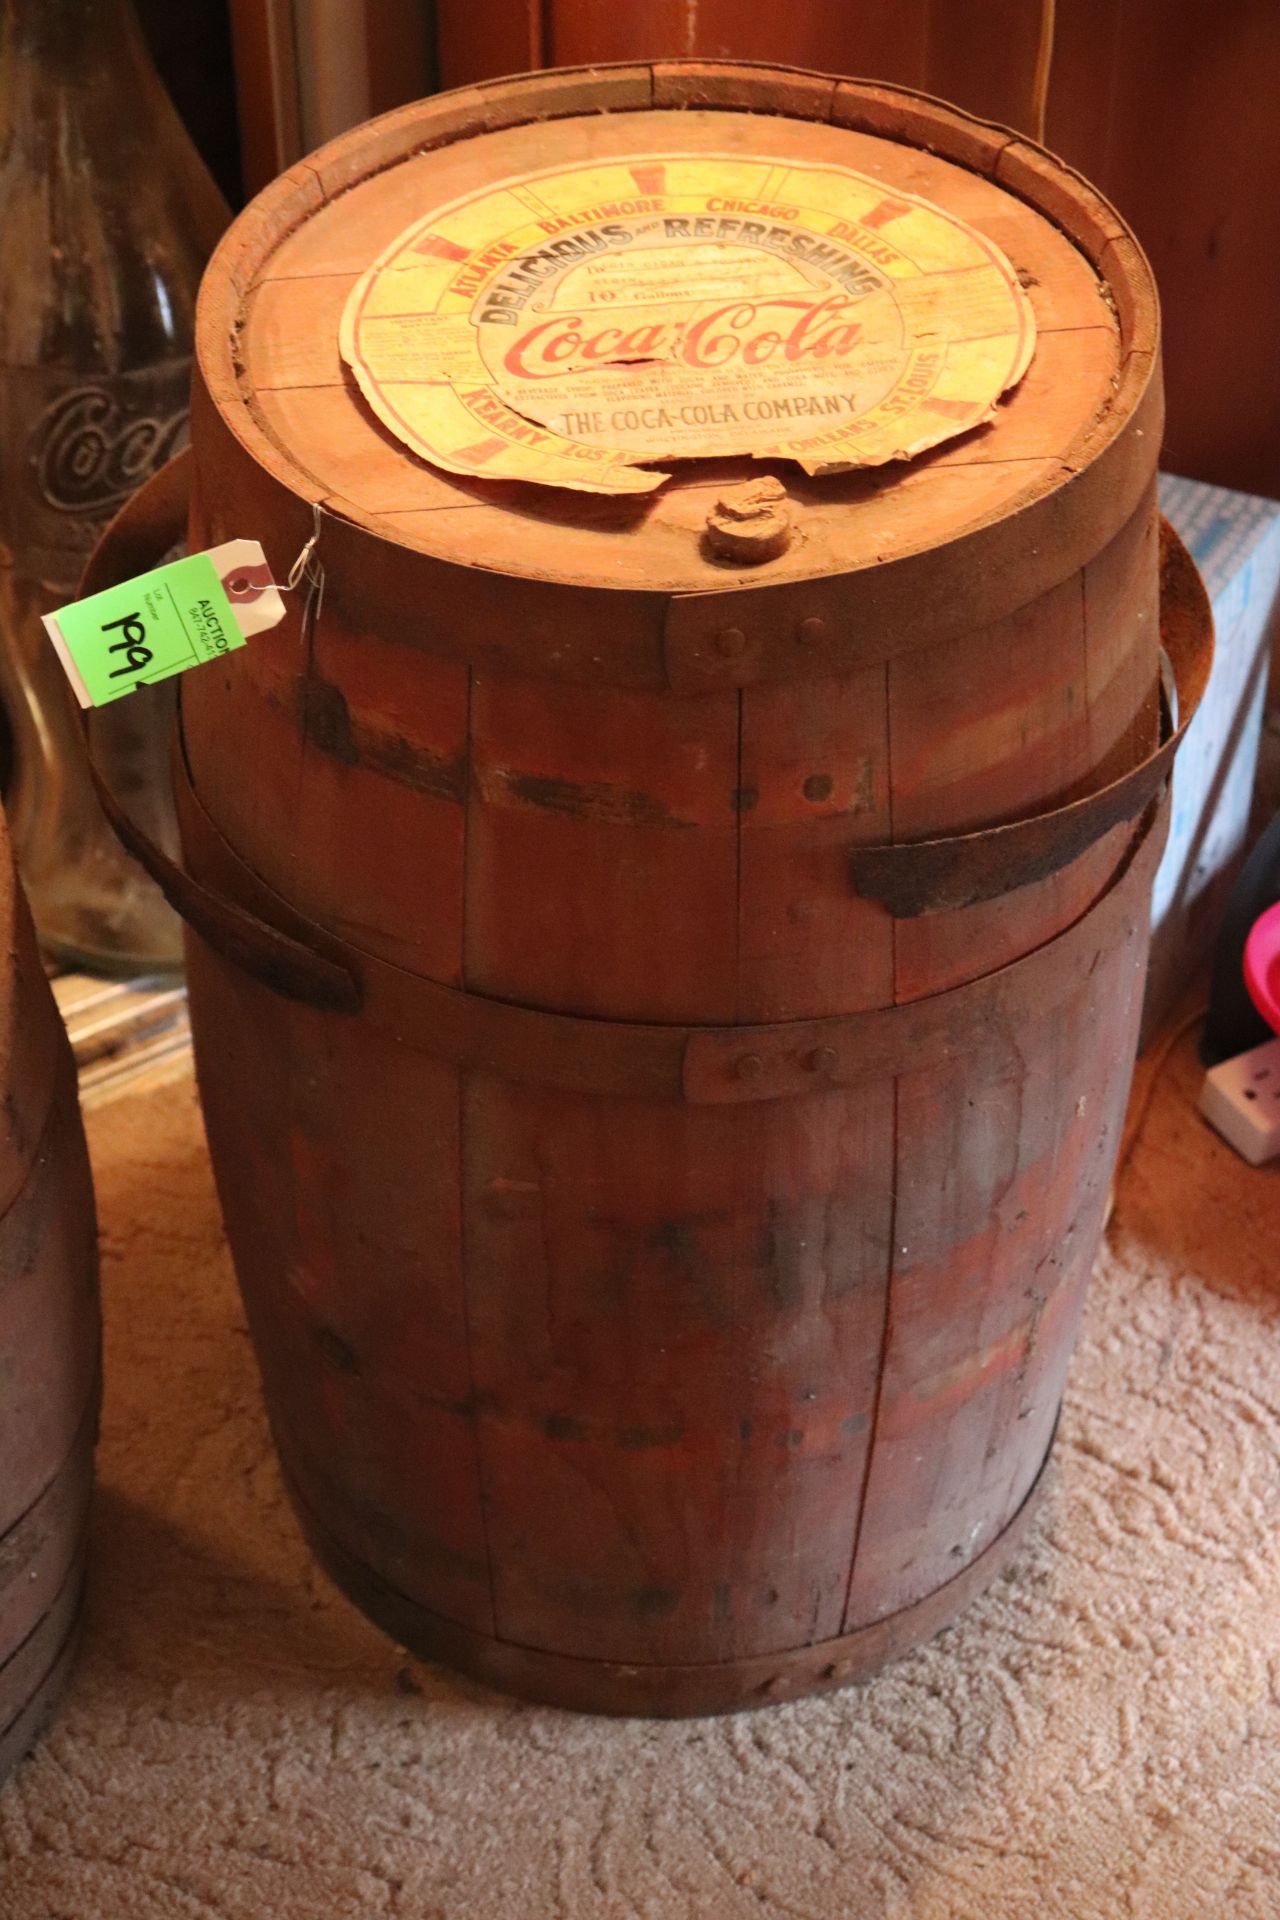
(97, 63), (1210, 1713)
(0, 827), (99, 1778)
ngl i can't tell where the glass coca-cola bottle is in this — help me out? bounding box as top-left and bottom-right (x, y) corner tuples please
(0, 0), (228, 972)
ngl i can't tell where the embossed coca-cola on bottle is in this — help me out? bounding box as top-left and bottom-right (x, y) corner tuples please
(0, 0), (226, 969)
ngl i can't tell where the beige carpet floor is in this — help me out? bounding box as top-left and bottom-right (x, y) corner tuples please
(1, 1028), (1279, 1920)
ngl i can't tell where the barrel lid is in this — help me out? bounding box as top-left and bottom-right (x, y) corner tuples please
(336, 146), (1038, 497)
(196, 64), (1159, 665)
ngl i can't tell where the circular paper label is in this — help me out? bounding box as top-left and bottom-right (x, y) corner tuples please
(339, 153), (1036, 496)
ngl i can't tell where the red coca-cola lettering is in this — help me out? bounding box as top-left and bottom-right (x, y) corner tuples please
(500, 295), (866, 380)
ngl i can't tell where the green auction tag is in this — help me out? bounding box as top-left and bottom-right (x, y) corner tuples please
(44, 551), (247, 708)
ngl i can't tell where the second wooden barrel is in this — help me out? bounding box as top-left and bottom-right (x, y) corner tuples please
(0, 827), (98, 1779)
(90, 63), (1210, 1712)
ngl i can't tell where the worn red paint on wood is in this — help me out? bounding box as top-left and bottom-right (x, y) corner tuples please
(466, 677), (740, 1021)
(0, 850), (99, 1778)
(169, 64), (1181, 1714)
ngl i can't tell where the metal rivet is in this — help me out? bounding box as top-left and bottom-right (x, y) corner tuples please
(735, 1053), (765, 1082)
(716, 626), (748, 658)
(804, 1046), (839, 1075)
(796, 616), (826, 647)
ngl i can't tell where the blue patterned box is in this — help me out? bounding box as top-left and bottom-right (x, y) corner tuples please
(1147, 474), (1280, 1037)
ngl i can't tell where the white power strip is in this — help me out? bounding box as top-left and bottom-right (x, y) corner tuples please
(1200, 1036), (1280, 1165)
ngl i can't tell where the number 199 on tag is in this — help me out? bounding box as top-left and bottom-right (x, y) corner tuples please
(43, 549), (248, 709)
(103, 611), (155, 682)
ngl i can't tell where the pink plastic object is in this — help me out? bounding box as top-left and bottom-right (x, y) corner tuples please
(1244, 901), (1280, 1035)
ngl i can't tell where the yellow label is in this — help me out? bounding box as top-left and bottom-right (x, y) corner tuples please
(339, 153), (1036, 496)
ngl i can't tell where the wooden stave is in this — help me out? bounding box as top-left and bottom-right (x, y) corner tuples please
(176, 62), (1175, 1712)
(178, 478), (1166, 1024)
(185, 65), (1164, 1025)
(0, 863), (99, 1782)
(0, 1393), (96, 1666)
(280, 1429), (1055, 1718)
(181, 797), (1160, 1700)
(171, 731), (1168, 1103)
(0, 1627), (82, 1785)
(191, 62), (1161, 685)
(0, 1551), (87, 1770)
(0, 848), (66, 1230)
(0, 1053), (101, 1547)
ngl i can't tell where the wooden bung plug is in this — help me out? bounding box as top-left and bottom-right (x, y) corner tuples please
(704, 476), (792, 563)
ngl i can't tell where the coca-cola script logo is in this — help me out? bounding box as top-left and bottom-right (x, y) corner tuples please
(31, 386), (189, 517)
(497, 295), (869, 381)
